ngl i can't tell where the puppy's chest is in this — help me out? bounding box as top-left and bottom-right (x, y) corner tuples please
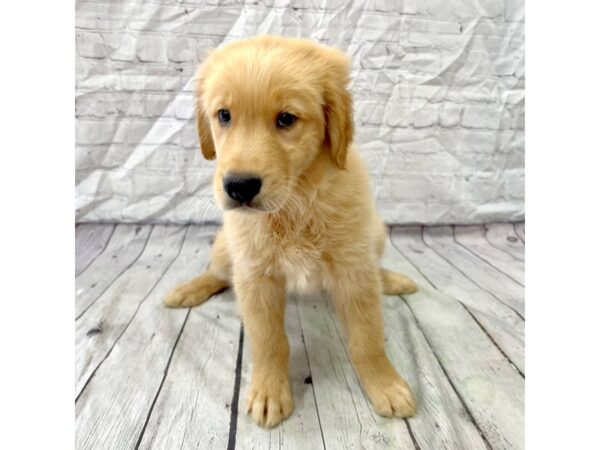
(277, 238), (324, 294)
(243, 222), (324, 294)
(233, 215), (330, 293)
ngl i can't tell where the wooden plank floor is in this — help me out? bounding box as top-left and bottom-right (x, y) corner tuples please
(75, 222), (525, 450)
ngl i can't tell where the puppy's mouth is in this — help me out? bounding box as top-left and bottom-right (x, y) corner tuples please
(223, 199), (270, 212)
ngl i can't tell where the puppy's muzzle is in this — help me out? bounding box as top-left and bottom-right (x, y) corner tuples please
(223, 173), (262, 204)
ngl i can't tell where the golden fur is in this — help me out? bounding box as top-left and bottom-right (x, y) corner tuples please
(165, 35), (418, 428)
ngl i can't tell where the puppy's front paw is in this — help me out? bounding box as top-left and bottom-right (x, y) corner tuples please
(367, 374), (416, 418)
(359, 358), (417, 418)
(246, 375), (294, 428)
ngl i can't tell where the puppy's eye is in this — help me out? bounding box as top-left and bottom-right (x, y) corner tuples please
(218, 109), (231, 125)
(276, 112), (297, 129)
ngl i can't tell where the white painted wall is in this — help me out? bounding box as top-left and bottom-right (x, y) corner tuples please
(75, 0), (524, 224)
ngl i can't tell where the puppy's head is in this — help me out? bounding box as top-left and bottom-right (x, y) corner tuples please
(194, 35), (354, 212)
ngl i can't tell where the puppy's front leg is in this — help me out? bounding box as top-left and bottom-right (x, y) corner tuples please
(331, 269), (417, 418)
(235, 272), (293, 428)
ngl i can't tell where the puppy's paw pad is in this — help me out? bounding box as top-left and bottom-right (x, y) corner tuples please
(247, 380), (294, 428)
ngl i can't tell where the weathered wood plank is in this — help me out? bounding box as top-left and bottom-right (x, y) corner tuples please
(75, 223), (115, 276)
(75, 225), (186, 398)
(76, 225), (216, 450)
(381, 240), (525, 449)
(381, 294), (488, 450)
(139, 288), (240, 450)
(483, 223), (525, 262)
(391, 226), (524, 374)
(422, 226), (524, 318)
(75, 224), (152, 319)
(454, 226), (525, 286)
(235, 295), (325, 449)
(297, 292), (416, 450)
(514, 222), (525, 243)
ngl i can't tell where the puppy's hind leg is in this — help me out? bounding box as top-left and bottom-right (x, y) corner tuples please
(373, 220), (417, 295)
(380, 268), (417, 295)
(165, 228), (231, 308)
(165, 272), (228, 308)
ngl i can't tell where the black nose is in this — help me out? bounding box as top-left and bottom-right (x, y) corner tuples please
(223, 174), (262, 204)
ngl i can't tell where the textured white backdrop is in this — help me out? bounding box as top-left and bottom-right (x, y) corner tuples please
(75, 0), (524, 224)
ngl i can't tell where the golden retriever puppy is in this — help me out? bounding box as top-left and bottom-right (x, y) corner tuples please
(165, 35), (418, 428)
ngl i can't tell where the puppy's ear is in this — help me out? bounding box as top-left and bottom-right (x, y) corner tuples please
(194, 66), (216, 160)
(322, 51), (354, 169)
